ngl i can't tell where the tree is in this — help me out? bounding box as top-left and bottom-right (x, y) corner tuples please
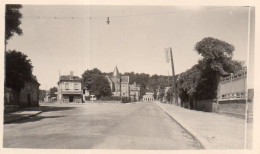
(82, 68), (102, 90)
(5, 50), (33, 92)
(195, 37), (243, 99)
(90, 75), (112, 99)
(176, 37), (244, 106)
(49, 87), (57, 98)
(82, 68), (112, 99)
(5, 4), (23, 41)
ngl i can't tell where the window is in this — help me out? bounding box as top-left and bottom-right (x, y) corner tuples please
(65, 83), (69, 90)
(74, 84), (79, 90)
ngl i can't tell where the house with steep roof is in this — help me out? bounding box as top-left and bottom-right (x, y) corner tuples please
(57, 71), (82, 103)
(106, 66), (130, 98)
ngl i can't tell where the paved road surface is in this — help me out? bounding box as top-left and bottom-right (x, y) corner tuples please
(4, 102), (202, 149)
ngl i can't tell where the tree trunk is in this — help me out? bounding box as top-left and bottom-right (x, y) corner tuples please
(215, 72), (220, 99)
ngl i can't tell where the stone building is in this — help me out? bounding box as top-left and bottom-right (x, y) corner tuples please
(106, 66), (130, 98)
(130, 82), (140, 101)
(19, 82), (40, 107)
(4, 76), (40, 112)
(57, 71), (82, 103)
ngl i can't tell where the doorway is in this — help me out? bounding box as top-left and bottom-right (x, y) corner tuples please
(69, 96), (74, 102)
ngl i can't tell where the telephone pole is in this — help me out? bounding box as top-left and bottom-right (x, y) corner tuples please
(169, 47), (178, 105)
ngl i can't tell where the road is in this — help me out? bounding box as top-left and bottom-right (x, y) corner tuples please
(4, 102), (202, 149)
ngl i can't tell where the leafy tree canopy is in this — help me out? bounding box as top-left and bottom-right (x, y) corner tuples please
(177, 37), (244, 102)
(5, 4), (23, 41)
(49, 87), (57, 98)
(195, 37), (235, 75)
(82, 68), (112, 99)
(5, 50), (33, 92)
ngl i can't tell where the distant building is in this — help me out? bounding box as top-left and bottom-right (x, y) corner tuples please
(143, 92), (154, 101)
(106, 66), (130, 98)
(130, 82), (140, 101)
(57, 71), (82, 103)
(44, 90), (51, 102)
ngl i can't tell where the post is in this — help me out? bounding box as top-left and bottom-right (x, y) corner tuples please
(119, 75), (122, 102)
(169, 47), (178, 105)
(231, 73), (233, 99)
(216, 79), (220, 113)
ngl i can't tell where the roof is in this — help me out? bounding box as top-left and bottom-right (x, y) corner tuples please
(130, 83), (140, 87)
(113, 66), (120, 76)
(59, 75), (81, 82)
(27, 75), (40, 85)
(106, 75), (129, 83)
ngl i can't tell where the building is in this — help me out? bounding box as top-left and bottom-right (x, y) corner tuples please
(4, 76), (40, 112)
(142, 92), (154, 101)
(106, 66), (130, 98)
(19, 81), (40, 107)
(57, 71), (82, 103)
(218, 70), (247, 101)
(130, 82), (140, 101)
(44, 90), (51, 102)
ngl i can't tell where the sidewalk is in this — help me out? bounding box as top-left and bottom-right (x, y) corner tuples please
(155, 101), (252, 149)
(4, 107), (43, 124)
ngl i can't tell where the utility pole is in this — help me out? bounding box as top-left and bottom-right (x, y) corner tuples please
(169, 47), (178, 105)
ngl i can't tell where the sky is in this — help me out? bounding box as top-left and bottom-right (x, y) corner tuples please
(6, 5), (254, 90)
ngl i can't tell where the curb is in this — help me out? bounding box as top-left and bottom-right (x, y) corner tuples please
(155, 102), (212, 149)
(4, 111), (43, 124)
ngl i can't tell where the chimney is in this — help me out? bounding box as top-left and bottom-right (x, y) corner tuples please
(70, 71), (73, 80)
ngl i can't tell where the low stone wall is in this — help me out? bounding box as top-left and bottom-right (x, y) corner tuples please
(180, 98), (252, 118)
(218, 100), (246, 117)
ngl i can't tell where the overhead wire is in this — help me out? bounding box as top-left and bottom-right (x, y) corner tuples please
(6, 6), (230, 21)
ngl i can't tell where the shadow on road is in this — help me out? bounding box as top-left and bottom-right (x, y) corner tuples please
(4, 106), (76, 124)
(5, 115), (65, 124)
(21, 106), (76, 112)
(40, 106), (76, 112)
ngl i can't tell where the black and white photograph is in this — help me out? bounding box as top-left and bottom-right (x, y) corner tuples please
(2, 1), (256, 152)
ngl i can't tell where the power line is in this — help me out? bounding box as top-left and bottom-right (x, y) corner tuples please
(5, 6), (228, 20)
